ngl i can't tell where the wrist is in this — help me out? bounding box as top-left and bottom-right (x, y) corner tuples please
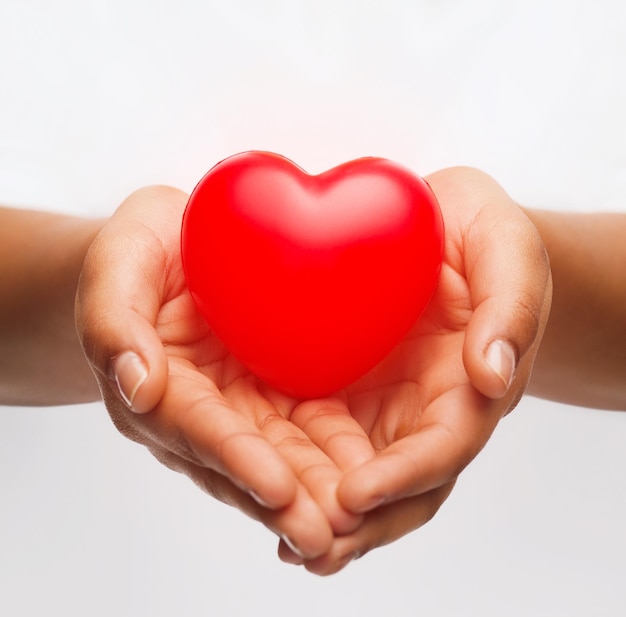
(0, 209), (105, 405)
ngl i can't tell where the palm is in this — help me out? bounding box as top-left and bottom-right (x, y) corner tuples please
(285, 221), (502, 510)
(345, 256), (472, 447)
(276, 220), (501, 573)
(279, 169), (554, 575)
(82, 186), (363, 559)
(135, 240), (366, 545)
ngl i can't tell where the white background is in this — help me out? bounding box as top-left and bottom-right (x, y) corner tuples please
(2, 1), (626, 615)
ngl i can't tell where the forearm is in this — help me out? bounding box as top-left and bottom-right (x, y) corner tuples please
(0, 207), (104, 405)
(523, 208), (626, 410)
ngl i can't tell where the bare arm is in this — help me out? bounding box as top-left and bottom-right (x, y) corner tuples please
(0, 207), (103, 405)
(524, 209), (626, 410)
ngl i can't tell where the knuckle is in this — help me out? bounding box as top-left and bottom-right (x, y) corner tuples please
(510, 291), (543, 350)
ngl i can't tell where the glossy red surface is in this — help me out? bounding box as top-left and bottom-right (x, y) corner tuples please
(181, 151), (443, 398)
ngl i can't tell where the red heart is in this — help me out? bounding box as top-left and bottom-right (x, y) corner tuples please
(181, 151), (443, 399)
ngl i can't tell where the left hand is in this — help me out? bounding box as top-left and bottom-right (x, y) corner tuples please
(76, 186), (371, 559)
(278, 167), (553, 574)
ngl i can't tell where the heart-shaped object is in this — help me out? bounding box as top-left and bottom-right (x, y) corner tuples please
(181, 151), (443, 399)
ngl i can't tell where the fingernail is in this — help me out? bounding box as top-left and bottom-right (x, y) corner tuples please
(485, 340), (516, 395)
(281, 535), (306, 559)
(248, 490), (272, 508)
(112, 351), (149, 413)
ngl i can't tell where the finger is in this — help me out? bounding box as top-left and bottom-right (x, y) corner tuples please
(279, 482), (454, 576)
(288, 456), (364, 536)
(154, 450), (334, 560)
(289, 397), (377, 471)
(427, 168), (552, 399)
(285, 397), (378, 535)
(119, 357), (299, 510)
(268, 484), (336, 559)
(463, 206), (552, 398)
(250, 397), (366, 535)
(337, 384), (500, 513)
(195, 469), (335, 560)
(76, 186), (187, 413)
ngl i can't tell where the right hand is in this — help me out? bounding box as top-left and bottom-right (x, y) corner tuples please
(276, 167), (553, 574)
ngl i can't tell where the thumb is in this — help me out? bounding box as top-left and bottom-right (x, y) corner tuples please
(75, 186), (186, 413)
(462, 202), (552, 400)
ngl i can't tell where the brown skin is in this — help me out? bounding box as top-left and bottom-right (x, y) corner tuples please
(0, 207), (102, 405)
(524, 209), (626, 410)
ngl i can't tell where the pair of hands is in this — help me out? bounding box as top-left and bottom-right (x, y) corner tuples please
(75, 167), (552, 575)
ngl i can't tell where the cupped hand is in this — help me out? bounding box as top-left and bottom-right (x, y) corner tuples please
(75, 186), (371, 559)
(75, 166), (552, 575)
(279, 166), (553, 574)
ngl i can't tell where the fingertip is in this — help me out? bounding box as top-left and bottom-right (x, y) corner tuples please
(337, 466), (388, 514)
(219, 436), (299, 510)
(331, 509), (365, 536)
(268, 499), (334, 562)
(110, 348), (168, 413)
(111, 351), (149, 412)
(277, 538), (304, 565)
(465, 336), (518, 400)
(247, 478), (297, 511)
